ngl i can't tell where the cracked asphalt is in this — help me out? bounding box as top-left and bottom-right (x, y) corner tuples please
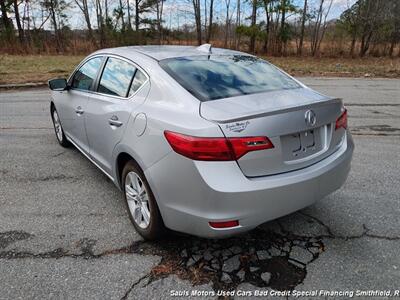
(0, 77), (399, 299)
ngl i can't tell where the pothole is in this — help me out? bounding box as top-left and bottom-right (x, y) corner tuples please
(132, 225), (324, 294)
(0, 231), (33, 249)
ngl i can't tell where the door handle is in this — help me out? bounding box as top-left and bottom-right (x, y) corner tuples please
(108, 115), (123, 127)
(75, 106), (84, 115)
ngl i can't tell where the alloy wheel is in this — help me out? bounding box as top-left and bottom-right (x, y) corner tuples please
(53, 110), (63, 142)
(125, 171), (151, 229)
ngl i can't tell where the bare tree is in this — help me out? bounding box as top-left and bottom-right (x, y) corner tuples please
(13, 0), (25, 43)
(223, 0), (230, 48)
(192, 0), (201, 45)
(104, 0), (108, 19)
(206, 0), (213, 43)
(204, 0), (207, 39)
(45, 0), (59, 49)
(297, 0), (307, 55)
(278, 0), (287, 55)
(358, 0), (373, 57)
(133, 0), (158, 31)
(271, 0), (281, 53)
(95, 0), (105, 46)
(389, 0), (400, 57)
(342, 1), (360, 57)
(155, 0), (164, 43)
(134, 0), (140, 30)
(233, 0), (240, 49)
(74, 0), (97, 45)
(357, 0), (385, 57)
(316, 0), (332, 54)
(0, 0), (13, 41)
(2, 0), (400, 58)
(339, 0), (393, 57)
(118, 0), (126, 29)
(22, 0), (32, 42)
(249, 0), (257, 53)
(262, 0), (272, 53)
(310, 0), (333, 56)
(126, 0), (132, 29)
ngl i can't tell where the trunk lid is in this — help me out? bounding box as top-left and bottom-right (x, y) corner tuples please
(200, 88), (345, 177)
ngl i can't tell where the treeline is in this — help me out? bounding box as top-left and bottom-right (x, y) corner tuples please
(0, 0), (399, 57)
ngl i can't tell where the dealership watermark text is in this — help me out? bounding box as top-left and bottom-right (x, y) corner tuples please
(170, 289), (400, 298)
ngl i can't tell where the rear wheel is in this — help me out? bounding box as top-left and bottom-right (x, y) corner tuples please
(51, 106), (70, 147)
(122, 161), (165, 240)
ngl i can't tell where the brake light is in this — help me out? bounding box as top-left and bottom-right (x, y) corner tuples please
(335, 109), (348, 130)
(164, 131), (274, 161)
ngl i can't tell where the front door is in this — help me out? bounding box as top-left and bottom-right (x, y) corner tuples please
(57, 90), (89, 153)
(59, 56), (104, 154)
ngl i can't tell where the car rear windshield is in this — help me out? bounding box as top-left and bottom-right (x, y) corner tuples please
(159, 55), (300, 101)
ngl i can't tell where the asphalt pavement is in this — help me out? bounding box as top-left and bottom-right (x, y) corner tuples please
(0, 77), (399, 299)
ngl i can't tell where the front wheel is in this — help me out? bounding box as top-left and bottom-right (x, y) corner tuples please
(122, 161), (166, 240)
(51, 106), (70, 147)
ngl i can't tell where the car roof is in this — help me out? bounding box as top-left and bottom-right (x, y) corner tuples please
(99, 45), (251, 61)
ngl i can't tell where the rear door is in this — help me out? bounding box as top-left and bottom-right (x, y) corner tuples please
(85, 56), (149, 174)
(57, 56), (104, 154)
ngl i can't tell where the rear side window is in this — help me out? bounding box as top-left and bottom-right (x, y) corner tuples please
(72, 57), (103, 91)
(128, 69), (147, 97)
(98, 57), (137, 97)
(159, 55), (300, 101)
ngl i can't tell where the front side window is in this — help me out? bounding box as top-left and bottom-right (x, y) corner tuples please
(71, 57), (103, 91)
(159, 55), (301, 101)
(98, 57), (137, 97)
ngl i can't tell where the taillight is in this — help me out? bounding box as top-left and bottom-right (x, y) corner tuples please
(229, 136), (274, 159)
(335, 109), (347, 130)
(164, 131), (274, 161)
(164, 131), (233, 161)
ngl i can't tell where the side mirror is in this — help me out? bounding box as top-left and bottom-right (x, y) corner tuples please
(48, 78), (68, 91)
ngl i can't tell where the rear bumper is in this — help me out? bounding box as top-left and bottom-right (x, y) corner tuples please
(145, 133), (354, 238)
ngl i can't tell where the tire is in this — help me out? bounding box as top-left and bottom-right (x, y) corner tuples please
(122, 160), (166, 240)
(51, 105), (70, 147)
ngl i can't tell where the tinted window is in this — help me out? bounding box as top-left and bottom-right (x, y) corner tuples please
(159, 55), (300, 101)
(128, 69), (147, 97)
(72, 57), (103, 91)
(98, 57), (136, 97)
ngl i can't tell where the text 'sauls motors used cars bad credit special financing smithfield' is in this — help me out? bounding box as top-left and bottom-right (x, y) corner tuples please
(48, 44), (354, 240)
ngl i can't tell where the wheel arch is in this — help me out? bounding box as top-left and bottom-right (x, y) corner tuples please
(114, 149), (145, 190)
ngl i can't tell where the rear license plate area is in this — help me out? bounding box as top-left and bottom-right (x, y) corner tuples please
(281, 128), (323, 161)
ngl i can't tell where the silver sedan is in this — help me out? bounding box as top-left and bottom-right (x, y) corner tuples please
(48, 45), (354, 239)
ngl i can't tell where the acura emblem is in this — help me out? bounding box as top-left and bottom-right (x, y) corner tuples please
(305, 110), (316, 126)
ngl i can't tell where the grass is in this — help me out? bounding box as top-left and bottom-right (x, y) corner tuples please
(0, 54), (399, 85)
(0, 54), (85, 85)
(266, 56), (400, 78)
